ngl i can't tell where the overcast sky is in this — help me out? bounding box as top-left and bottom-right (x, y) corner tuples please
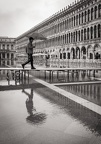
(0, 0), (75, 38)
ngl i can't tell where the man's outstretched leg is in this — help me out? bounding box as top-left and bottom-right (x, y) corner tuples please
(22, 54), (31, 69)
(30, 54), (36, 69)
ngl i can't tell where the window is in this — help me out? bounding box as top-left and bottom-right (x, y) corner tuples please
(98, 24), (101, 38)
(90, 27), (93, 39)
(63, 53), (66, 59)
(67, 53), (70, 59)
(7, 45), (9, 50)
(88, 9), (90, 21)
(82, 12), (84, 23)
(84, 29), (86, 40)
(71, 33), (73, 43)
(74, 16), (75, 26)
(76, 31), (78, 42)
(94, 25), (97, 38)
(3, 44), (5, 49)
(91, 8), (93, 20)
(11, 53), (14, 59)
(76, 15), (78, 25)
(79, 14), (80, 25)
(60, 53), (62, 59)
(78, 31), (80, 41)
(7, 53), (9, 59)
(87, 28), (89, 40)
(98, 4), (101, 17)
(94, 6), (97, 19)
(85, 11), (87, 22)
(81, 29), (83, 41)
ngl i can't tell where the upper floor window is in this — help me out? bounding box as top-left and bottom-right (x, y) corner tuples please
(3, 44), (5, 49)
(98, 4), (101, 17)
(7, 45), (9, 50)
(98, 24), (101, 38)
(84, 11), (87, 22)
(91, 8), (94, 20)
(11, 53), (14, 59)
(11, 45), (13, 50)
(94, 6), (97, 19)
(88, 9), (90, 21)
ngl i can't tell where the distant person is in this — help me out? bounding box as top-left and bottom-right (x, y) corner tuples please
(22, 37), (36, 69)
(45, 52), (49, 67)
(6, 72), (10, 85)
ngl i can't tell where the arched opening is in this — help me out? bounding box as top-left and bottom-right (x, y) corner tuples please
(94, 6), (97, 19)
(87, 45), (94, 59)
(88, 9), (90, 21)
(81, 29), (83, 41)
(84, 11), (87, 22)
(94, 44), (101, 59)
(76, 47), (80, 59)
(81, 46), (86, 59)
(94, 25), (97, 38)
(90, 27), (93, 39)
(84, 28), (86, 40)
(98, 24), (101, 38)
(87, 27), (89, 40)
(91, 8), (94, 20)
(82, 12), (84, 23)
(67, 53), (70, 59)
(98, 4), (101, 17)
(71, 48), (75, 59)
(71, 33), (73, 43)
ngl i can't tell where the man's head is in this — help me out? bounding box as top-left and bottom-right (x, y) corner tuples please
(29, 37), (34, 42)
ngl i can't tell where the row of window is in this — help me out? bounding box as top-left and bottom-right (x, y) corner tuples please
(0, 60), (14, 66)
(0, 44), (14, 50)
(36, 24), (101, 49)
(43, 4), (101, 36)
(0, 53), (14, 59)
(60, 51), (100, 60)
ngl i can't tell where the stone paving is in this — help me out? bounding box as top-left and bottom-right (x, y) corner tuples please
(0, 79), (101, 144)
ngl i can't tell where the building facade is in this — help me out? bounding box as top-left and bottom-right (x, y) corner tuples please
(0, 36), (16, 67)
(16, 0), (101, 68)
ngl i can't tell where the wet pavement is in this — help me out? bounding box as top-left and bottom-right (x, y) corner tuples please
(58, 83), (101, 106)
(0, 69), (101, 144)
(0, 79), (101, 144)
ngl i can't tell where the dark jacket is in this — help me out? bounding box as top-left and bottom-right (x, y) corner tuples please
(26, 42), (35, 54)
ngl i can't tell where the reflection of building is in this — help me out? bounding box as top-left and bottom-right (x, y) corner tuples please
(16, 0), (101, 68)
(0, 36), (16, 67)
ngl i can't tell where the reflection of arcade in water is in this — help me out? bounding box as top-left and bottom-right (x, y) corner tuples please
(34, 86), (101, 136)
(0, 68), (101, 86)
(59, 84), (101, 106)
(45, 69), (100, 83)
(0, 69), (30, 85)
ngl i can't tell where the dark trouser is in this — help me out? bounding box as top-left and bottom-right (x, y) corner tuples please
(23, 54), (33, 68)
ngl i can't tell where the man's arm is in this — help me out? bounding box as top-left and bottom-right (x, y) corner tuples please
(32, 42), (36, 48)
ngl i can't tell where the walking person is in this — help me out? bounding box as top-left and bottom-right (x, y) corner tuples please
(22, 37), (36, 69)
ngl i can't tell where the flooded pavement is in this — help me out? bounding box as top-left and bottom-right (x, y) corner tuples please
(0, 69), (101, 144)
(32, 70), (101, 84)
(58, 83), (101, 106)
(0, 80), (101, 144)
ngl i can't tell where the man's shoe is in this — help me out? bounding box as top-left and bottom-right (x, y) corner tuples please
(22, 64), (24, 69)
(31, 66), (36, 69)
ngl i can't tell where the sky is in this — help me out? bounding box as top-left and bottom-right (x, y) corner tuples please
(0, 0), (75, 38)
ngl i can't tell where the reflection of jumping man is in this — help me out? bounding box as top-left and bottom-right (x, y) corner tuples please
(22, 88), (47, 125)
(22, 88), (36, 116)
